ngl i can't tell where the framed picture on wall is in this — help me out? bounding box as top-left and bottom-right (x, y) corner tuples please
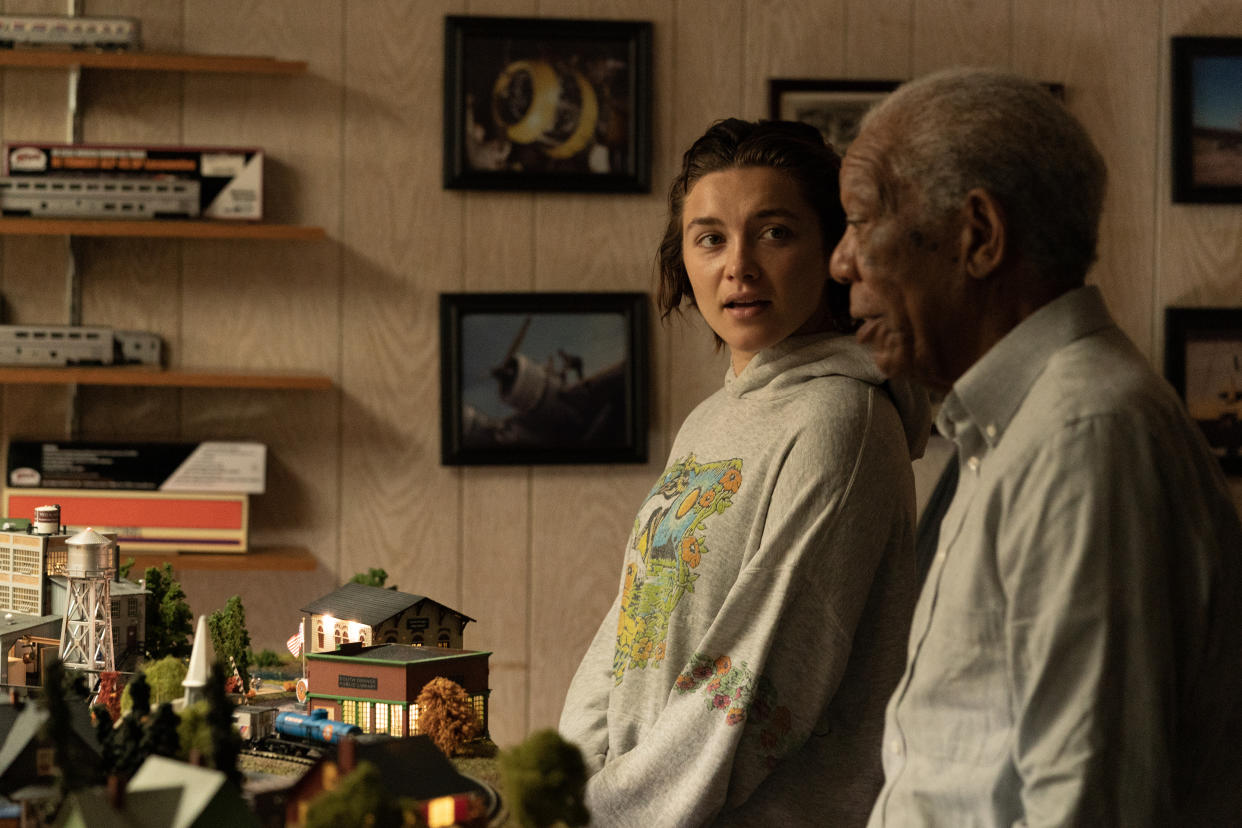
(1165, 307), (1242, 473)
(769, 78), (1066, 155)
(768, 79), (900, 154)
(443, 16), (653, 192)
(1172, 36), (1242, 203)
(440, 292), (649, 465)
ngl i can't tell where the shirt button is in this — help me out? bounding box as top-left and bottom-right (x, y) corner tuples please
(935, 551), (946, 563)
(967, 456), (980, 473)
(985, 424), (997, 439)
(890, 739), (903, 756)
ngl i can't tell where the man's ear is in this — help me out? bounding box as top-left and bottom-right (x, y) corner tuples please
(959, 188), (1005, 280)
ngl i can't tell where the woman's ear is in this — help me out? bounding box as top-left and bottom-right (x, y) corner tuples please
(960, 188), (1005, 281)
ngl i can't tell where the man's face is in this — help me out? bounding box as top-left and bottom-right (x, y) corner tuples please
(829, 128), (965, 390)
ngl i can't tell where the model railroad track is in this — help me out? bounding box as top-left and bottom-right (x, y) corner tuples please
(239, 745), (321, 775)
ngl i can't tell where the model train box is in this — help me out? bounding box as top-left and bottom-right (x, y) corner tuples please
(2, 488), (250, 553)
(7, 440), (265, 494)
(3, 142), (263, 219)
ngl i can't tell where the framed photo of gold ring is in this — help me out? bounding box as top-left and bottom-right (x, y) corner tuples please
(443, 16), (653, 192)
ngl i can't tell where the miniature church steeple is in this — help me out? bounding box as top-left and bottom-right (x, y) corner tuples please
(182, 614), (215, 707)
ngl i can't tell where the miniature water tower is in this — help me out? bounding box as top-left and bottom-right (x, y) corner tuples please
(58, 527), (115, 673)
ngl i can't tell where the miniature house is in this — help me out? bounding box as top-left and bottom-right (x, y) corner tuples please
(299, 582), (474, 653)
(53, 755), (262, 828)
(283, 735), (491, 827)
(0, 694), (101, 819)
(305, 643), (490, 739)
(0, 526), (145, 684)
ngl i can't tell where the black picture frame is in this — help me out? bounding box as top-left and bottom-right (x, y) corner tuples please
(440, 292), (649, 465)
(1164, 307), (1242, 474)
(769, 78), (1066, 155)
(1172, 36), (1242, 203)
(768, 79), (900, 154)
(443, 15), (653, 193)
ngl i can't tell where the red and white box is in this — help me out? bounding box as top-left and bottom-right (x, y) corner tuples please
(4, 142), (263, 220)
(4, 488), (250, 553)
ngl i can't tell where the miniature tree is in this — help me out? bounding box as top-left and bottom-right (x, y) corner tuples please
(108, 672), (152, 777)
(205, 661), (242, 787)
(208, 595), (253, 694)
(40, 657), (98, 793)
(414, 677), (480, 757)
(121, 658), (183, 714)
(141, 655), (189, 707)
(177, 702), (211, 763)
(98, 691), (184, 779)
(499, 729), (590, 828)
(91, 704), (120, 776)
(350, 567), (390, 588)
(113, 706), (148, 777)
(118, 557), (135, 580)
(94, 671), (124, 723)
(142, 563), (193, 660)
(142, 703), (183, 760)
(128, 672), (152, 718)
(251, 648), (285, 669)
(304, 760), (410, 828)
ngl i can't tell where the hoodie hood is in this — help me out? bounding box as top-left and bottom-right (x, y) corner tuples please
(725, 332), (932, 459)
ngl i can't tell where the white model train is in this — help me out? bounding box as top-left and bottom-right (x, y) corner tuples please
(0, 325), (161, 367)
(0, 176), (200, 220)
(0, 14), (140, 51)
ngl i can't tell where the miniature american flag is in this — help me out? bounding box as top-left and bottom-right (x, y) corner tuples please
(286, 628), (304, 657)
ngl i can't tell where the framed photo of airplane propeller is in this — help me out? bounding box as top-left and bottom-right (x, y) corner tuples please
(1165, 306), (1242, 474)
(440, 292), (649, 465)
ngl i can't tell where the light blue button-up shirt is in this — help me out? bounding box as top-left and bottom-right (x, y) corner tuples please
(868, 286), (1242, 827)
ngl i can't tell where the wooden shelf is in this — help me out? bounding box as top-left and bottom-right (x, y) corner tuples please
(0, 366), (332, 390)
(0, 49), (306, 75)
(0, 217), (325, 240)
(123, 545), (317, 573)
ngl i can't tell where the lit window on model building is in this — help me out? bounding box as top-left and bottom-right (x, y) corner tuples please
(412, 635), (424, 647)
(438, 631), (451, 648)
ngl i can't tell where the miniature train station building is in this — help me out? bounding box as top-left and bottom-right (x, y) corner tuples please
(299, 582), (475, 652)
(306, 643), (491, 739)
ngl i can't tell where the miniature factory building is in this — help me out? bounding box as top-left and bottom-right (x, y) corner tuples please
(0, 525), (144, 683)
(299, 582), (475, 653)
(306, 643), (490, 739)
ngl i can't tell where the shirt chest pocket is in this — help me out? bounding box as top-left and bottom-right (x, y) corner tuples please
(899, 605), (1011, 766)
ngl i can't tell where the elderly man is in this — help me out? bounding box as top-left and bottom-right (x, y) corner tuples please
(831, 67), (1242, 826)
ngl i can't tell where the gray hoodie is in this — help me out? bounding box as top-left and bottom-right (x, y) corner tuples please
(560, 332), (931, 827)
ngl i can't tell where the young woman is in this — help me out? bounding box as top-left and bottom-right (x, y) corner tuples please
(558, 119), (930, 826)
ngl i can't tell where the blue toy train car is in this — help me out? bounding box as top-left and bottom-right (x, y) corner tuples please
(275, 708), (361, 745)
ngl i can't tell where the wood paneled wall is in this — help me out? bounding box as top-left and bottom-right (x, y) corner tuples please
(0, 0), (1238, 747)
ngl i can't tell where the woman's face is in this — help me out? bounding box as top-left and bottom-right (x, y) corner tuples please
(681, 166), (835, 374)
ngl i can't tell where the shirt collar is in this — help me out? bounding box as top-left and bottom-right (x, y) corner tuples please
(935, 285), (1116, 449)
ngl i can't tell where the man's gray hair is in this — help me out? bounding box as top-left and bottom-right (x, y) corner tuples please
(862, 68), (1107, 288)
